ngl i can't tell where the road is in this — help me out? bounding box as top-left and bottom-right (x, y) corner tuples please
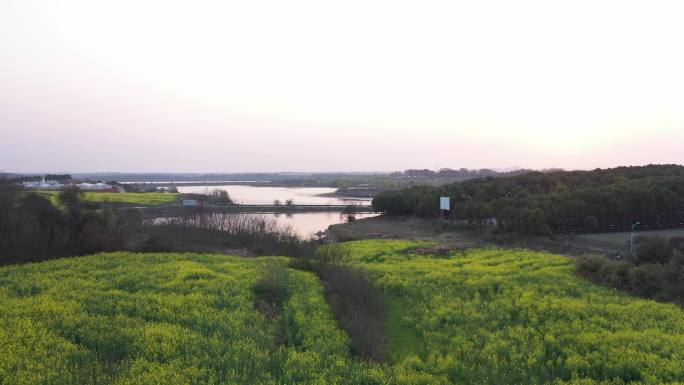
(121, 203), (376, 215)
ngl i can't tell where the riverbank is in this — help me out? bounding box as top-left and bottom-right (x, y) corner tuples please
(325, 215), (480, 248)
(325, 215), (650, 257)
(133, 181), (340, 188)
(129, 204), (376, 216)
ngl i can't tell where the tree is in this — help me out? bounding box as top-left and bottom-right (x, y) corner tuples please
(209, 189), (231, 205)
(634, 236), (670, 264)
(517, 208), (546, 235)
(45, 174), (72, 183)
(582, 216), (599, 232)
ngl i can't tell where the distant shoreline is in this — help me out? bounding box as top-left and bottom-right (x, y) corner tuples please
(124, 181), (339, 188)
(316, 192), (373, 200)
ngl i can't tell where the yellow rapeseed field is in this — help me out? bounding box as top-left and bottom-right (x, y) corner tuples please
(1, 240), (683, 384)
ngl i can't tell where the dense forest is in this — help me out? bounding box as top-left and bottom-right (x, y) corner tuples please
(372, 165), (684, 234)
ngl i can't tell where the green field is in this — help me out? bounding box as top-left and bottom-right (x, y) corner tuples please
(1, 241), (684, 384)
(38, 191), (181, 206)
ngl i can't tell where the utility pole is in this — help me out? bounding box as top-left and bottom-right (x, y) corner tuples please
(630, 221), (641, 257)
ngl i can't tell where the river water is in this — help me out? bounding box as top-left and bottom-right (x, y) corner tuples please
(175, 185), (371, 206)
(175, 185), (376, 236)
(246, 212), (378, 237)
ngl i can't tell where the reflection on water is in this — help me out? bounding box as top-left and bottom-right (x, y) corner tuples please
(261, 212), (378, 237)
(155, 212), (378, 238)
(170, 185), (377, 237)
(176, 185), (371, 206)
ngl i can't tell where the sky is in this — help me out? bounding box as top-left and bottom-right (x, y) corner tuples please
(1, 0), (683, 173)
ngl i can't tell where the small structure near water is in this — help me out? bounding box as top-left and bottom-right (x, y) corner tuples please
(182, 199), (201, 207)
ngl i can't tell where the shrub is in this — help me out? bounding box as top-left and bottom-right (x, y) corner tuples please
(143, 213), (320, 257)
(629, 263), (666, 297)
(316, 243), (352, 265)
(598, 260), (632, 290)
(634, 236), (671, 264)
(575, 256), (606, 281)
(576, 246), (684, 305)
(253, 261), (289, 318)
(668, 236), (684, 254)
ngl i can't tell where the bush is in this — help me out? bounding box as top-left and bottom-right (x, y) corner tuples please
(253, 261), (289, 318)
(144, 213), (320, 257)
(598, 260), (632, 290)
(576, 247), (684, 305)
(668, 236), (684, 254)
(634, 236), (671, 264)
(575, 256), (606, 281)
(316, 243), (351, 265)
(629, 263), (666, 298)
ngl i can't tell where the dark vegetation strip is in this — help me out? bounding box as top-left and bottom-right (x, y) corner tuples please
(576, 236), (684, 305)
(252, 254), (389, 364)
(290, 245), (387, 362)
(252, 261), (290, 350)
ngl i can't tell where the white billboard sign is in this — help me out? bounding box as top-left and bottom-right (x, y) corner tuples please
(440, 197), (450, 211)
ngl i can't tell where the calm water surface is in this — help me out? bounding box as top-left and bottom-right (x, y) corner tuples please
(253, 212), (378, 237)
(175, 185), (376, 236)
(176, 185), (371, 206)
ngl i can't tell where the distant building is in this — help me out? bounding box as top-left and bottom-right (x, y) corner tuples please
(23, 180), (64, 190)
(22, 181), (119, 192)
(182, 199), (200, 207)
(77, 183), (118, 192)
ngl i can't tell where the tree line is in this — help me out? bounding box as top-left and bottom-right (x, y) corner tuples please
(372, 164), (684, 235)
(398, 167), (532, 179)
(0, 182), (294, 264)
(0, 183), (132, 263)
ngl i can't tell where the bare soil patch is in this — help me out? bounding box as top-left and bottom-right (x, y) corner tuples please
(325, 216), (480, 249)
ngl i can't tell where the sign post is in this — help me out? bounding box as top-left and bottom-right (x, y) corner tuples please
(440, 197), (450, 218)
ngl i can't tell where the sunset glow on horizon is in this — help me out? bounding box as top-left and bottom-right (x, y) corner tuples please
(1, 0), (683, 173)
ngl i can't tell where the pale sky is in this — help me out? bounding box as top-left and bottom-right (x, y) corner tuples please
(1, 0), (683, 173)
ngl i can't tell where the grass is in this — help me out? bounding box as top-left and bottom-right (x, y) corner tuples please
(38, 191), (181, 206)
(384, 295), (423, 361)
(2, 241), (684, 384)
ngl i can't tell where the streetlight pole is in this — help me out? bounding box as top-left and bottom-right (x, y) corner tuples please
(630, 221), (641, 257)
